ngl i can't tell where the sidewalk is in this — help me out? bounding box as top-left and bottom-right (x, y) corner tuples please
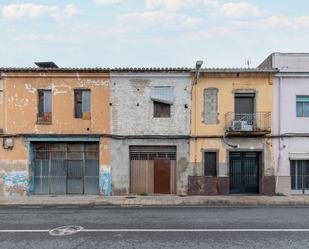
(0, 195), (309, 207)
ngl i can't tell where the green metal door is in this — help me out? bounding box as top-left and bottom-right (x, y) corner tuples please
(230, 152), (259, 194)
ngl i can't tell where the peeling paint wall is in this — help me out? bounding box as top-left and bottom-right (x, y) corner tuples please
(0, 72), (111, 196)
(2, 72), (110, 134)
(110, 73), (191, 135)
(0, 137), (29, 196)
(191, 73), (274, 137)
(111, 138), (191, 195)
(110, 73), (192, 195)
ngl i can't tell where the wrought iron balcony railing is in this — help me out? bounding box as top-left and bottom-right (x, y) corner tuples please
(225, 112), (271, 135)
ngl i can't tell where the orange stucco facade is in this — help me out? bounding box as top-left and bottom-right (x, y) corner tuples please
(0, 71), (111, 196)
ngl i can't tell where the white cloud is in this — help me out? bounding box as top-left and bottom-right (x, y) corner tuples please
(233, 16), (309, 30)
(2, 3), (80, 22)
(15, 34), (67, 42)
(62, 4), (80, 18)
(119, 10), (203, 30)
(94, 0), (126, 5)
(145, 0), (201, 11)
(203, 0), (219, 9)
(217, 2), (265, 18)
(187, 27), (235, 40)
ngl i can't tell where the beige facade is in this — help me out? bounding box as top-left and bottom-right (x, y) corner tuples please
(189, 71), (276, 195)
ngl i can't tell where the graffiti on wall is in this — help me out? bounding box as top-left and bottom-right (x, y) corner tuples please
(100, 167), (111, 196)
(2, 171), (28, 196)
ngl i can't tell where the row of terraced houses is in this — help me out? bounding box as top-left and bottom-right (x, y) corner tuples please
(0, 52), (308, 197)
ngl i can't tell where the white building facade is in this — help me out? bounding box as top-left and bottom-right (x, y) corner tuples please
(260, 53), (309, 195)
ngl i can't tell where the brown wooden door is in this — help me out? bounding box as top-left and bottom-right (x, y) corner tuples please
(154, 159), (171, 194)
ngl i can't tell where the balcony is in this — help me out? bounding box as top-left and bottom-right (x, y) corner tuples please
(225, 112), (271, 136)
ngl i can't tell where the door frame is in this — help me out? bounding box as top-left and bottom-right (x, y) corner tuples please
(227, 149), (263, 194)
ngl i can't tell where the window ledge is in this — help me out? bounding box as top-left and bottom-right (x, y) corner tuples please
(36, 119), (52, 125)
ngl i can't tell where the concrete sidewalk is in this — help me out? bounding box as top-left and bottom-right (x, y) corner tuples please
(0, 195), (309, 207)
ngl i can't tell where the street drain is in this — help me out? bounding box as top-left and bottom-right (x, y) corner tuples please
(49, 225), (84, 236)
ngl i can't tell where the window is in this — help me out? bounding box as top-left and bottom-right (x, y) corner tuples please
(296, 96), (309, 117)
(37, 89), (52, 124)
(74, 89), (91, 119)
(291, 160), (309, 193)
(150, 86), (173, 118)
(235, 93), (255, 114)
(153, 101), (171, 118)
(204, 152), (217, 177)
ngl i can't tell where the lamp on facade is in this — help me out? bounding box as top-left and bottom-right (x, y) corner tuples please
(195, 60), (203, 84)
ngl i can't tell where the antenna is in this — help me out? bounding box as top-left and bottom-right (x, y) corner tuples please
(245, 59), (252, 68)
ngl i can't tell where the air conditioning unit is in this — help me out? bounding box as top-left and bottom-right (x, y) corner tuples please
(231, 121), (253, 131)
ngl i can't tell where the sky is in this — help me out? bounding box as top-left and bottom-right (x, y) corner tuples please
(0, 0), (309, 68)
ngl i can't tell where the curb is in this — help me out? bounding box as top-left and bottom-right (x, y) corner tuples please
(1, 197), (309, 207)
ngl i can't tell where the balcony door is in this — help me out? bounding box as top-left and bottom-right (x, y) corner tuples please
(235, 93), (255, 124)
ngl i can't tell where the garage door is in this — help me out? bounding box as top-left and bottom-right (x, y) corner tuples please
(33, 142), (99, 195)
(130, 146), (176, 195)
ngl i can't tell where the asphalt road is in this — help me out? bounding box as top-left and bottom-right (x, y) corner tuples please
(0, 206), (309, 248)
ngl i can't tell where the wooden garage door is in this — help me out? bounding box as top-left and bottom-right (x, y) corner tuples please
(130, 146), (176, 195)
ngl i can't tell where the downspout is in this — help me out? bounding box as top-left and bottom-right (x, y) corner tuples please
(275, 76), (282, 191)
(193, 60), (203, 169)
(194, 71), (199, 166)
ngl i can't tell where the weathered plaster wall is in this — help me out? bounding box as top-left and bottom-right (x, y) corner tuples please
(109, 73), (192, 195)
(0, 72), (111, 196)
(110, 73), (191, 135)
(190, 73), (275, 193)
(0, 137), (29, 196)
(191, 73), (274, 136)
(111, 139), (191, 195)
(189, 137), (274, 177)
(2, 72), (110, 134)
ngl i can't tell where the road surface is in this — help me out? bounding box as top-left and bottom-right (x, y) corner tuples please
(0, 205), (308, 248)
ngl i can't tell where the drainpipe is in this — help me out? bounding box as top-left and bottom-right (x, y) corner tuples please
(194, 61), (203, 167)
(275, 76), (282, 190)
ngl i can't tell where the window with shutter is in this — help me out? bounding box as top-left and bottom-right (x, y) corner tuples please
(37, 89), (52, 124)
(153, 101), (171, 118)
(74, 89), (91, 119)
